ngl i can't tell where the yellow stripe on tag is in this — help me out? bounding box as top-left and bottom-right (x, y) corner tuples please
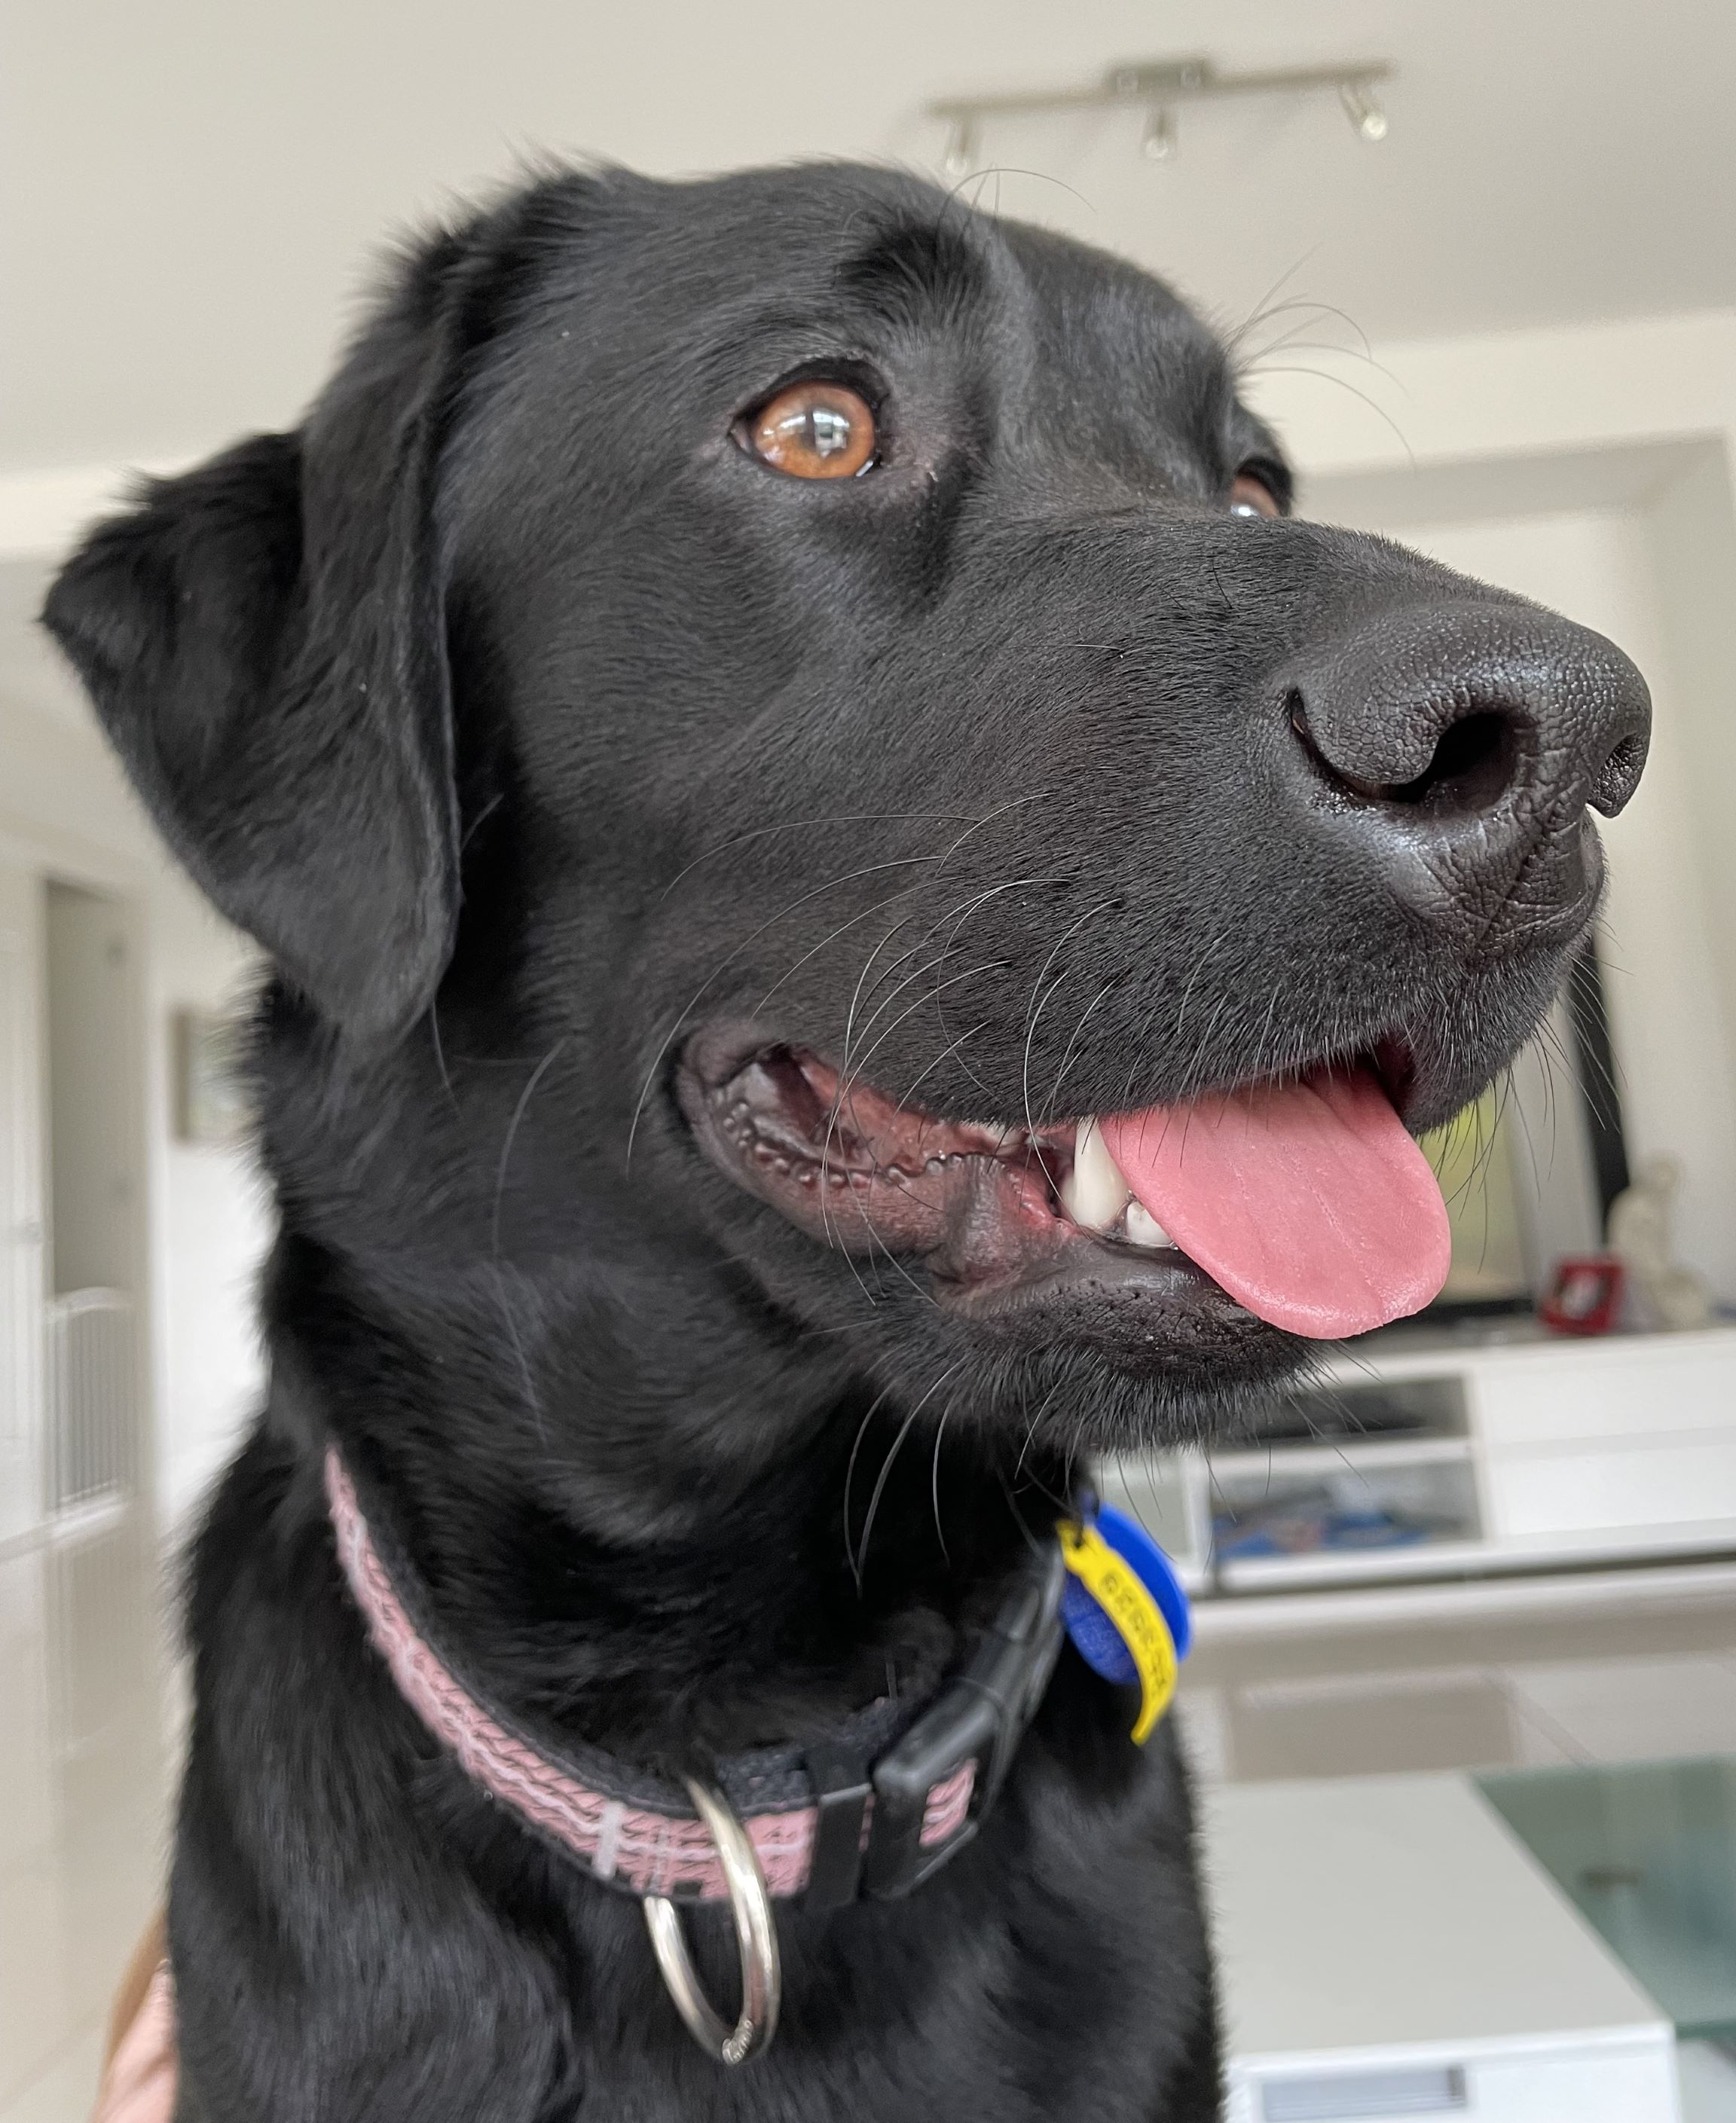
(1058, 1519), (1179, 1744)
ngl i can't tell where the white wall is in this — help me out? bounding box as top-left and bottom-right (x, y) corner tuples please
(1248, 309), (1736, 479)
(44, 881), (139, 1295)
(1646, 444), (1736, 1040)
(0, 862), (46, 1546)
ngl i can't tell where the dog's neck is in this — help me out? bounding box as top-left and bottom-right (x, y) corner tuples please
(265, 1219), (1065, 1775)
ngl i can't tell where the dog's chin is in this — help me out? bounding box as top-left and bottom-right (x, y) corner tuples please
(676, 1025), (1316, 1398)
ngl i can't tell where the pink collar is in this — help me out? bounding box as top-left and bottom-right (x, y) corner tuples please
(325, 1446), (1045, 1904)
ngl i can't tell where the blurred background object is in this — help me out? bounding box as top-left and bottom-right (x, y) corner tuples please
(1612, 1153), (1717, 1331)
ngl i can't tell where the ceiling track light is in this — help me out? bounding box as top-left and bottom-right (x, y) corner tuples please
(1142, 107), (1177, 163)
(942, 115), (980, 177)
(928, 53), (1394, 169)
(1338, 79), (1389, 143)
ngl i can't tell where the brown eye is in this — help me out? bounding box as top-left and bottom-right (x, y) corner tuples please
(1230, 471), (1282, 518)
(748, 380), (877, 479)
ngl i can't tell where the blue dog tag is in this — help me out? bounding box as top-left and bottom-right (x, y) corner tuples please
(1059, 1500), (1194, 1692)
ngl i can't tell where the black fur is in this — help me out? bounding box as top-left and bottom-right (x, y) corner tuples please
(44, 163), (1648, 2121)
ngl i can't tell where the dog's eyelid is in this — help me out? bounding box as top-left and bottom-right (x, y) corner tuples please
(1229, 457), (1291, 518)
(737, 355), (888, 424)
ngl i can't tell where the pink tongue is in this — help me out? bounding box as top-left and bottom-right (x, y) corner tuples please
(1098, 1067), (1451, 1339)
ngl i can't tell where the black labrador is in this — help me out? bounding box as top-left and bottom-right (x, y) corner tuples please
(47, 163), (1649, 2121)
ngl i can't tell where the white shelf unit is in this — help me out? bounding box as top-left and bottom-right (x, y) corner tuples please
(1100, 1321), (1736, 1603)
(1204, 1435), (1477, 1480)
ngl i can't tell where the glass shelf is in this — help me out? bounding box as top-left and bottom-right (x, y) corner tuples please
(1478, 1755), (1736, 2041)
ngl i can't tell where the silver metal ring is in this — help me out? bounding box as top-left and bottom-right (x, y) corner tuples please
(642, 1777), (781, 2065)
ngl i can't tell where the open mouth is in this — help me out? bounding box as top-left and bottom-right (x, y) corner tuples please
(679, 1028), (1453, 1346)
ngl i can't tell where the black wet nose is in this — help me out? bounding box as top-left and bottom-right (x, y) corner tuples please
(1284, 602), (1650, 928)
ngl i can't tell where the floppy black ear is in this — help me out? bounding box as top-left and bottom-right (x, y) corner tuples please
(43, 235), (485, 1044)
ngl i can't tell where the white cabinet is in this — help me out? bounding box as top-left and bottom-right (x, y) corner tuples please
(1472, 1330), (1736, 1545)
(1490, 1442), (1736, 1541)
(1471, 1334), (1736, 1449)
(1104, 1324), (1736, 1602)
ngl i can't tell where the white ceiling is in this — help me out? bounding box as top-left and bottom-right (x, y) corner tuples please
(3, 0), (1733, 476)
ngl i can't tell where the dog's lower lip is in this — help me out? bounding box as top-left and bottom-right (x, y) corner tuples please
(1372, 1032), (1418, 1113)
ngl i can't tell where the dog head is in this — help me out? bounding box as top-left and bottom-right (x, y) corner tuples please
(46, 163), (1649, 1471)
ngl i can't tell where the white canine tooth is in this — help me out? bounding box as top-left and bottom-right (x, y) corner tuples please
(1125, 1199), (1175, 1251)
(1062, 1117), (1132, 1233)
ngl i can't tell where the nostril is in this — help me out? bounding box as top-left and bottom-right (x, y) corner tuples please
(1387, 710), (1516, 812)
(1592, 730), (1648, 817)
(1290, 691), (1520, 817)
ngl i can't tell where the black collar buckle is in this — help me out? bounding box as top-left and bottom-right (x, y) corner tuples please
(803, 1539), (1067, 1908)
